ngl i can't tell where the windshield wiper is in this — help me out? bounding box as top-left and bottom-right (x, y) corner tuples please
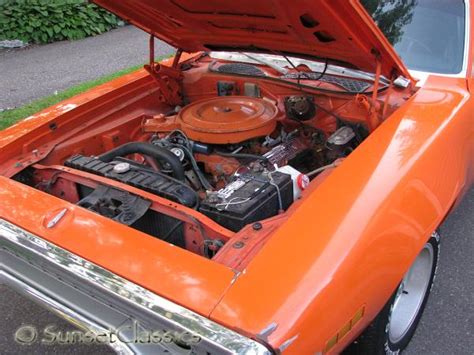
(212, 52), (385, 83)
(276, 52), (329, 82)
(209, 52), (389, 94)
(239, 52), (289, 75)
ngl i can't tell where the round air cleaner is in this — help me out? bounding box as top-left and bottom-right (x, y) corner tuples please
(177, 96), (278, 144)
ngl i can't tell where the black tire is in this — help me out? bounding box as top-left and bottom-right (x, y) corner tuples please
(345, 232), (440, 355)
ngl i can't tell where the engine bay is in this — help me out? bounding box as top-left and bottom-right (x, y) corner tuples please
(11, 52), (410, 264)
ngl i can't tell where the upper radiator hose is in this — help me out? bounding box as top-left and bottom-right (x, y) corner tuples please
(98, 142), (185, 181)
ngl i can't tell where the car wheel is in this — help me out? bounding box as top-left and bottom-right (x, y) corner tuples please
(346, 231), (440, 355)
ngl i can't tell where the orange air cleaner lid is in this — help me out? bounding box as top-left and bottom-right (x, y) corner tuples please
(178, 96), (278, 144)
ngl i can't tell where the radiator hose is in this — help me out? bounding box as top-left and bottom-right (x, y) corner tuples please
(98, 142), (185, 181)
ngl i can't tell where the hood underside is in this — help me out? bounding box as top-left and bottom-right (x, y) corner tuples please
(93, 0), (411, 79)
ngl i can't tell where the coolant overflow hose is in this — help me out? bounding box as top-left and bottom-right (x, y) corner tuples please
(98, 142), (185, 181)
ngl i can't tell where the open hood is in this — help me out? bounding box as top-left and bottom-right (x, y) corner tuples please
(93, 0), (412, 80)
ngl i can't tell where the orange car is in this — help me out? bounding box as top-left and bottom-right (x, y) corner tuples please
(0, 0), (472, 354)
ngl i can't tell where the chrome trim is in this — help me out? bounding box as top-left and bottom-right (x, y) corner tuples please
(45, 207), (68, 228)
(1, 270), (133, 355)
(0, 219), (271, 355)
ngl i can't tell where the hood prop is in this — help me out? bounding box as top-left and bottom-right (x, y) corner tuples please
(144, 35), (183, 106)
(369, 57), (383, 131)
(355, 57), (382, 132)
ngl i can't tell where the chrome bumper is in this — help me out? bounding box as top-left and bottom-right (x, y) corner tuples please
(0, 219), (271, 354)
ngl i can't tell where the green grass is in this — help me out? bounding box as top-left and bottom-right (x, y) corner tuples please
(0, 63), (144, 130)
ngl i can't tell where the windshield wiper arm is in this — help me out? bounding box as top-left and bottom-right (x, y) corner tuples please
(239, 52), (289, 75)
(276, 52), (329, 81)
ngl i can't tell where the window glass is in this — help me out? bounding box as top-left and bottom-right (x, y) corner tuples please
(361, 0), (466, 74)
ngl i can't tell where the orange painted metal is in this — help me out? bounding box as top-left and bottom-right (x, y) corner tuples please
(144, 35), (183, 105)
(194, 153), (241, 185)
(0, 54), (472, 355)
(0, 6), (473, 355)
(0, 176), (235, 317)
(210, 76), (474, 352)
(144, 96), (278, 144)
(178, 96), (278, 143)
(92, 0), (413, 80)
(31, 164), (233, 241)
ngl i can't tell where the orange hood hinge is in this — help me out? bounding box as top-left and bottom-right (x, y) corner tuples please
(144, 35), (184, 106)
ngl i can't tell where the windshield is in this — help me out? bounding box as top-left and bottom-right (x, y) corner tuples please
(361, 0), (466, 74)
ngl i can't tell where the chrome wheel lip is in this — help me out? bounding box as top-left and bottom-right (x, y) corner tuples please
(388, 242), (434, 344)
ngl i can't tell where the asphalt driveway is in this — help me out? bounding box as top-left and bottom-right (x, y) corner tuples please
(0, 26), (172, 110)
(1, 26), (473, 354)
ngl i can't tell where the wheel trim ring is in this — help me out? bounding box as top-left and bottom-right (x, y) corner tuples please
(388, 242), (434, 344)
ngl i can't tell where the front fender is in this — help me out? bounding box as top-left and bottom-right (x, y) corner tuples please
(210, 76), (473, 353)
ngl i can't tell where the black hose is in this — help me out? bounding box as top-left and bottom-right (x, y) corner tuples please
(174, 145), (214, 191)
(98, 142), (185, 181)
(214, 150), (268, 161)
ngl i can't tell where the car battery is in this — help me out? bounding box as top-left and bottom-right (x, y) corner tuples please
(199, 171), (293, 232)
